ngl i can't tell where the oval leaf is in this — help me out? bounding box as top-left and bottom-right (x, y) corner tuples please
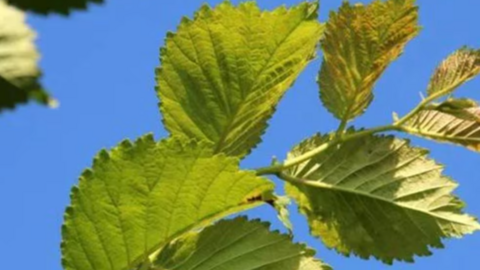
(284, 131), (479, 263)
(61, 135), (274, 270)
(154, 217), (331, 270)
(319, 0), (420, 121)
(157, 1), (324, 158)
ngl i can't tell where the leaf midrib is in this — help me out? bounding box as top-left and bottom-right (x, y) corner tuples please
(213, 15), (313, 154)
(122, 202), (265, 270)
(281, 172), (478, 228)
(402, 125), (480, 143)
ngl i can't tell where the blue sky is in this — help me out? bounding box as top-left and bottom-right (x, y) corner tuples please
(1, 0), (480, 269)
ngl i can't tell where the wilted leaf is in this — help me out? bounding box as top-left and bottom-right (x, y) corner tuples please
(403, 98), (480, 152)
(284, 131), (479, 263)
(157, 1), (324, 158)
(319, 0), (419, 121)
(0, 1), (52, 111)
(154, 217), (331, 270)
(61, 135), (274, 270)
(6, 0), (103, 15)
(427, 47), (480, 97)
(265, 193), (294, 234)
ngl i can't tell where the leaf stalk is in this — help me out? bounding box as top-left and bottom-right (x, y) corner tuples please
(254, 90), (446, 176)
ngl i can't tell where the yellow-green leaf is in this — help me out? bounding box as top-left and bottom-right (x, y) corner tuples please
(284, 131), (479, 263)
(319, 0), (420, 121)
(427, 47), (480, 97)
(0, 1), (52, 111)
(154, 217), (332, 270)
(61, 135), (274, 270)
(157, 1), (324, 158)
(402, 98), (480, 152)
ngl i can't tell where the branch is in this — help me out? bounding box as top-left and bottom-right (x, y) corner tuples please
(254, 90), (447, 176)
(254, 124), (398, 175)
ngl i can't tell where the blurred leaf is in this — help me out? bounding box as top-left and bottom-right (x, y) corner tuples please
(284, 131), (479, 263)
(427, 47), (480, 97)
(154, 217), (331, 270)
(319, 0), (419, 121)
(0, 1), (52, 111)
(6, 0), (103, 15)
(157, 1), (324, 158)
(61, 135), (274, 270)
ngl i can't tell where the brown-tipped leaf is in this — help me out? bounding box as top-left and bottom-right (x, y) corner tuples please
(319, 0), (420, 121)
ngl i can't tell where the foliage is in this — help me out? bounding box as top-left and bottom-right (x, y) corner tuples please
(157, 1), (323, 158)
(60, 0), (480, 269)
(0, 0), (107, 112)
(0, 1), (53, 112)
(6, 0), (103, 15)
(154, 217), (331, 270)
(284, 131), (478, 263)
(319, 0), (419, 124)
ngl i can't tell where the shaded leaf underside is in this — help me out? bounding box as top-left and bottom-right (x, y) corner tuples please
(284, 131), (479, 263)
(62, 135), (274, 270)
(157, 1), (323, 158)
(403, 100), (480, 152)
(154, 217), (331, 270)
(319, 0), (420, 121)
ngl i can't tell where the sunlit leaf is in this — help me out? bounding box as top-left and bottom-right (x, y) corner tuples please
(427, 47), (480, 97)
(6, 0), (103, 15)
(284, 131), (479, 263)
(61, 135), (274, 270)
(403, 98), (480, 152)
(157, 1), (324, 158)
(319, 0), (419, 121)
(0, 1), (52, 111)
(154, 217), (332, 270)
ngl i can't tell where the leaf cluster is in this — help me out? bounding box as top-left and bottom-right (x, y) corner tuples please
(60, 1), (480, 269)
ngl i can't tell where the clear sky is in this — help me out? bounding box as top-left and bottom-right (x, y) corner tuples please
(1, 0), (480, 269)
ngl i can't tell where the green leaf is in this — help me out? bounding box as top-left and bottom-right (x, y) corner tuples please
(0, 1), (53, 111)
(61, 135), (274, 270)
(6, 0), (103, 15)
(319, 0), (420, 121)
(154, 216), (332, 270)
(284, 131), (479, 263)
(427, 47), (480, 97)
(402, 98), (480, 152)
(157, 1), (324, 158)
